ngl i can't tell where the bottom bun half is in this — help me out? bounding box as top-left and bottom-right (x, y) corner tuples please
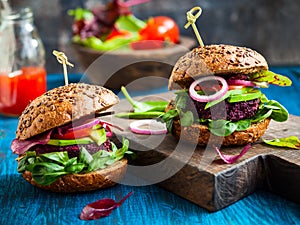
(21, 158), (128, 193)
(172, 118), (271, 146)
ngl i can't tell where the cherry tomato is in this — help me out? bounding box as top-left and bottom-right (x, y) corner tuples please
(53, 127), (92, 140)
(139, 16), (179, 43)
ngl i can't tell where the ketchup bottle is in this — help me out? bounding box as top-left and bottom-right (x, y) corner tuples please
(0, 7), (46, 116)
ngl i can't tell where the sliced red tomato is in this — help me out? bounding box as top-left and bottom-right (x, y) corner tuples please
(132, 16), (179, 50)
(53, 127), (93, 140)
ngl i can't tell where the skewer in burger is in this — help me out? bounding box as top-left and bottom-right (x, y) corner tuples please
(11, 83), (131, 192)
(162, 44), (291, 146)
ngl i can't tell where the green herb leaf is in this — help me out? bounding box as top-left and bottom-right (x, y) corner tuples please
(79, 147), (93, 165)
(159, 109), (179, 132)
(18, 137), (131, 185)
(114, 138), (130, 160)
(115, 15), (146, 32)
(267, 100), (289, 122)
(263, 136), (300, 149)
(209, 120), (238, 136)
(236, 119), (251, 131)
(250, 70), (292, 86)
(17, 151), (36, 172)
(121, 86), (168, 113)
(65, 163), (86, 173)
(31, 162), (69, 186)
(180, 111), (194, 127)
(68, 8), (94, 21)
(38, 151), (69, 165)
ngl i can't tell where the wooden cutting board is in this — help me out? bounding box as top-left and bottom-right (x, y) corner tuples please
(105, 92), (300, 212)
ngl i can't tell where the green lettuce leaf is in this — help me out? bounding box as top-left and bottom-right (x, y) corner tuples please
(263, 136), (300, 149)
(250, 70), (292, 86)
(18, 138), (131, 186)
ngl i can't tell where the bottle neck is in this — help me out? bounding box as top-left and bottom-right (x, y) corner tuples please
(1, 7), (33, 24)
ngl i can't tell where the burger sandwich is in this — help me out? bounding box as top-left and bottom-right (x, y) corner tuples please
(11, 83), (131, 192)
(162, 44), (291, 146)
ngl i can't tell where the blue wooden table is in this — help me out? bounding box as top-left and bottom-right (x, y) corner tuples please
(1, 67), (300, 225)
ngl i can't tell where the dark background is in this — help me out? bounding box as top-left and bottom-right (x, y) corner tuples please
(4, 0), (300, 74)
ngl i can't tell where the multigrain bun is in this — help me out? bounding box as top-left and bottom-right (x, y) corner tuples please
(168, 44), (268, 90)
(22, 158), (128, 192)
(17, 83), (119, 140)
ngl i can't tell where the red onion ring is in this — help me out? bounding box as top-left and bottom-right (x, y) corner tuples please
(129, 119), (168, 135)
(227, 79), (256, 87)
(189, 76), (228, 102)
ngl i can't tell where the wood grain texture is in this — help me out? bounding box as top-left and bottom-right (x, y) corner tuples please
(108, 92), (300, 211)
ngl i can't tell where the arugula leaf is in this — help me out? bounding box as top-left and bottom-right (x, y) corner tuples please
(263, 136), (300, 149)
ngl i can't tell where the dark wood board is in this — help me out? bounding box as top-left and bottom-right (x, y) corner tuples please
(104, 92), (300, 212)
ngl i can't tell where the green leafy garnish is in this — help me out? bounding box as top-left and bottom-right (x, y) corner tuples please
(68, 8), (94, 21)
(263, 136), (300, 149)
(250, 70), (292, 86)
(115, 86), (168, 119)
(18, 138), (132, 186)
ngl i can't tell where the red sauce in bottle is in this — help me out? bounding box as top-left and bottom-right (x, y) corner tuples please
(0, 66), (46, 116)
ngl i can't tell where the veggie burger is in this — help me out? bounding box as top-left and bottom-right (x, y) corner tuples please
(11, 83), (131, 192)
(163, 44), (291, 146)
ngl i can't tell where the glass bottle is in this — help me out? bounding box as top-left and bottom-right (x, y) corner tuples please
(0, 7), (47, 116)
